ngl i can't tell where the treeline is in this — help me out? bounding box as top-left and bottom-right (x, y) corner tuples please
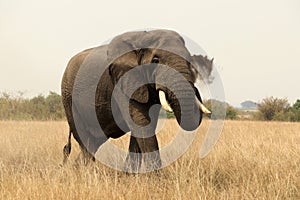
(0, 92), (65, 120)
(203, 97), (300, 122)
(0, 92), (300, 122)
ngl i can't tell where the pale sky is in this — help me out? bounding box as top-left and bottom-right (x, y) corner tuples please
(0, 0), (299, 106)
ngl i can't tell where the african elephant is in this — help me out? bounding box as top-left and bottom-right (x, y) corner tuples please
(61, 29), (213, 172)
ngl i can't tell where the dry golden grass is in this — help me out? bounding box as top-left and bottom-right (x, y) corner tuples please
(0, 120), (299, 199)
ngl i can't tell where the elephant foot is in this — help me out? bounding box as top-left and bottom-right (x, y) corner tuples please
(124, 152), (162, 173)
(124, 152), (142, 173)
(142, 152), (162, 172)
(75, 148), (95, 166)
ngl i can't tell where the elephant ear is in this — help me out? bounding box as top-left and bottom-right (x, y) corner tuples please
(109, 63), (149, 104)
(190, 55), (214, 82)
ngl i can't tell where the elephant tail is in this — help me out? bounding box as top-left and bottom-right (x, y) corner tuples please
(62, 128), (72, 165)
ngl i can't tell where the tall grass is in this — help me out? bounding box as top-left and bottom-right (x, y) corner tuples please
(0, 120), (299, 199)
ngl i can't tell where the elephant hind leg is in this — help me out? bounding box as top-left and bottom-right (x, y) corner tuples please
(75, 147), (96, 166)
(75, 134), (107, 166)
(62, 129), (72, 165)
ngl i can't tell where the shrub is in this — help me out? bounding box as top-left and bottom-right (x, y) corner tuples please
(257, 97), (290, 121)
(0, 92), (65, 120)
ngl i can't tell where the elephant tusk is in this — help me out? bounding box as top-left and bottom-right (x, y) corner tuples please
(196, 98), (211, 114)
(159, 90), (173, 112)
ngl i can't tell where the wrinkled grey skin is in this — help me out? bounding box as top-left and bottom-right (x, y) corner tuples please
(61, 29), (213, 171)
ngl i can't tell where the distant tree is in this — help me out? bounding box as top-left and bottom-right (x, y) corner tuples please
(203, 99), (227, 120)
(258, 97), (290, 121)
(292, 99), (300, 110)
(289, 99), (300, 121)
(29, 95), (48, 119)
(46, 91), (65, 120)
(0, 93), (10, 119)
(226, 106), (238, 120)
(1, 92), (10, 100)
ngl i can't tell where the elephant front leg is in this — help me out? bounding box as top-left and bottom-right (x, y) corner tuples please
(137, 135), (162, 172)
(125, 135), (161, 173)
(125, 133), (161, 173)
(124, 102), (162, 172)
(124, 136), (142, 173)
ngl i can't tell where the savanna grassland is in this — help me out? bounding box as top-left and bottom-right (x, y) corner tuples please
(0, 120), (299, 199)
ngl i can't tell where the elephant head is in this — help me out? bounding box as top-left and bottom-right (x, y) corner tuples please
(107, 30), (212, 131)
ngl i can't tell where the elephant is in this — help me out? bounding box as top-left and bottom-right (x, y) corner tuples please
(61, 29), (213, 172)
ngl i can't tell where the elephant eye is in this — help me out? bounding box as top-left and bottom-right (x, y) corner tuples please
(151, 56), (159, 64)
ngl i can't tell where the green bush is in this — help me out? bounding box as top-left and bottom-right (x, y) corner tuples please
(256, 97), (300, 122)
(226, 106), (238, 120)
(0, 92), (65, 120)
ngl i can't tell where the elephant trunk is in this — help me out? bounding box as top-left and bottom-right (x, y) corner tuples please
(158, 82), (202, 131)
(171, 88), (202, 131)
(154, 63), (208, 131)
